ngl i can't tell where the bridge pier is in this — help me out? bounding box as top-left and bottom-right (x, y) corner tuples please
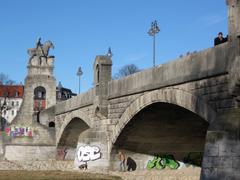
(74, 127), (110, 170)
(201, 109), (240, 179)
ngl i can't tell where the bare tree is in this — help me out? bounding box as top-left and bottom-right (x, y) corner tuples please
(0, 73), (15, 85)
(114, 64), (140, 79)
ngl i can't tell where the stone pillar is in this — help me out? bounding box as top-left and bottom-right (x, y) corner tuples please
(201, 109), (240, 179)
(73, 55), (112, 170)
(12, 44), (56, 126)
(93, 55), (112, 117)
(226, 0), (239, 41)
(2, 41), (57, 161)
(75, 128), (110, 171)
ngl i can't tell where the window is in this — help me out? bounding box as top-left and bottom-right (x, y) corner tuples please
(38, 100), (42, 108)
(38, 91), (42, 98)
(12, 101), (14, 106)
(96, 65), (100, 83)
(57, 92), (61, 99)
(11, 110), (14, 115)
(15, 91), (19, 97)
(49, 122), (55, 128)
(63, 92), (67, 98)
(34, 100), (46, 111)
(3, 110), (6, 115)
(34, 86), (46, 100)
(34, 86), (46, 111)
(16, 101), (19, 106)
(3, 92), (8, 97)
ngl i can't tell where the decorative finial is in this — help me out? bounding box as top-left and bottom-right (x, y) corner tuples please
(58, 81), (63, 89)
(107, 47), (113, 57)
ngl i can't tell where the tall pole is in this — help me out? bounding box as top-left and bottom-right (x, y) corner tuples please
(148, 20), (160, 67)
(153, 34), (156, 67)
(78, 76), (81, 94)
(77, 67), (83, 94)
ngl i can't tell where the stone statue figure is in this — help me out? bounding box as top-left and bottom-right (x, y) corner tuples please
(36, 38), (42, 49)
(27, 38), (54, 65)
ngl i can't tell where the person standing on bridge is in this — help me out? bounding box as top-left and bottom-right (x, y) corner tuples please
(214, 32), (228, 46)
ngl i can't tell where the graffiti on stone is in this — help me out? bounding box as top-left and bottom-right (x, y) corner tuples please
(147, 155), (180, 170)
(5, 126), (33, 138)
(77, 145), (101, 162)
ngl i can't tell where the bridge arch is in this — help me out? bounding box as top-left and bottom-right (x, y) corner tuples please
(56, 110), (91, 148)
(111, 88), (216, 150)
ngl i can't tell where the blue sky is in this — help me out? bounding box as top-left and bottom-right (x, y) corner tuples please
(0, 0), (228, 93)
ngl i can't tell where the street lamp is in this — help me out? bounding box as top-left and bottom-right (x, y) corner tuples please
(76, 67), (83, 94)
(148, 20), (160, 67)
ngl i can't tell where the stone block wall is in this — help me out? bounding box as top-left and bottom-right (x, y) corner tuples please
(201, 109), (240, 179)
(8, 124), (56, 145)
(5, 145), (56, 161)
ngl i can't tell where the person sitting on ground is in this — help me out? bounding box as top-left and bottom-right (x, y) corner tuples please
(214, 32), (228, 46)
(78, 162), (87, 170)
(126, 157), (137, 171)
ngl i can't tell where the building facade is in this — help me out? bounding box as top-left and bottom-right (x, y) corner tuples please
(0, 83), (76, 124)
(56, 82), (76, 103)
(0, 85), (24, 123)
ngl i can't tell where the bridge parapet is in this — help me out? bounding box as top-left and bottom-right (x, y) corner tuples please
(108, 43), (231, 99)
(55, 88), (95, 115)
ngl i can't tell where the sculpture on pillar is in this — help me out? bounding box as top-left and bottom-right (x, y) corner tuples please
(27, 38), (54, 65)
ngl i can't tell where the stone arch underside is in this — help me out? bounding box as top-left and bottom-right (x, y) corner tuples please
(110, 88), (215, 169)
(56, 110), (91, 148)
(111, 88), (216, 145)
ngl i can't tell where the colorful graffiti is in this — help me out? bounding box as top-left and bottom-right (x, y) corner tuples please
(77, 145), (101, 162)
(5, 126), (33, 138)
(147, 155), (180, 170)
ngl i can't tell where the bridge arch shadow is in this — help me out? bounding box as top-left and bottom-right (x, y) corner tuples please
(110, 88), (216, 170)
(57, 117), (90, 148)
(56, 111), (91, 149)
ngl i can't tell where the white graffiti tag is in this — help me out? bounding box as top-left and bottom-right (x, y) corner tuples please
(77, 145), (101, 162)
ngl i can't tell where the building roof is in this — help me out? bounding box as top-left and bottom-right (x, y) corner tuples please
(0, 85), (24, 98)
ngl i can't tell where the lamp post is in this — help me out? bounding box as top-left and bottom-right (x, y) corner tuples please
(76, 67), (83, 94)
(148, 20), (160, 67)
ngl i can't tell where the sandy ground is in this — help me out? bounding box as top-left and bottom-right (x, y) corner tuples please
(0, 170), (121, 180)
(0, 167), (201, 180)
(110, 167), (201, 180)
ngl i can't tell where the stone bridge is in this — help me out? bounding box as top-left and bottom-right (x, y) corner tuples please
(43, 39), (239, 179)
(44, 1), (240, 178)
(1, 1), (240, 179)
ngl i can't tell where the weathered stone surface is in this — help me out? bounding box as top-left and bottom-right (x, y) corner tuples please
(5, 145), (56, 161)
